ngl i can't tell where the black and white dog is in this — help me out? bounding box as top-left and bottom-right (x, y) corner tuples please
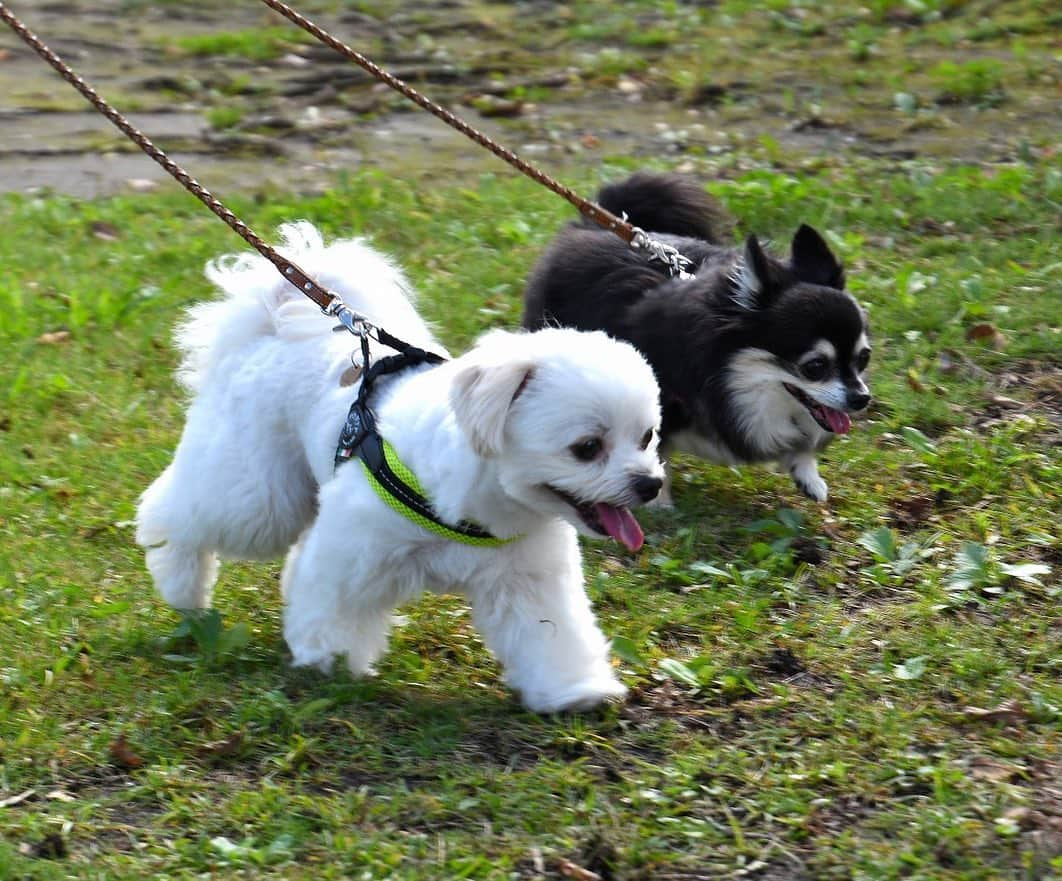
(523, 172), (871, 502)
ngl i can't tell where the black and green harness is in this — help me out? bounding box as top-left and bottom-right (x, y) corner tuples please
(334, 328), (516, 547)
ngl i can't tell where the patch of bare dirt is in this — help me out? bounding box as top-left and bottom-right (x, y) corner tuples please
(2, 0), (1055, 198)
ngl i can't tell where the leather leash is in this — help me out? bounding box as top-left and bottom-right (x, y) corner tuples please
(0, 1), (510, 543)
(256, 0), (691, 278)
(1, 0), (691, 308)
(0, 1), (369, 337)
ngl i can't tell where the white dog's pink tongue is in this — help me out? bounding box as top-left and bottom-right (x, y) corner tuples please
(595, 503), (644, 552)
(821, 406), (852, 434)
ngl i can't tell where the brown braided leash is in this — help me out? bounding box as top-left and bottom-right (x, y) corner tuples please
(259, 0), (629, 237)
(256, 0), (690, 276)
(1, 0), (690, 304)
(0, 0), (371, 334)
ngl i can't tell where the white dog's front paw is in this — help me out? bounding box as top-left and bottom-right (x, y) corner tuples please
(520, 676), (628, 714)
(289, 649), (337, 674)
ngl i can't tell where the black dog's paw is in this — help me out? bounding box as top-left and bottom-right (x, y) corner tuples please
(795, 475), (829, 503)
(787, 457), (828, 503)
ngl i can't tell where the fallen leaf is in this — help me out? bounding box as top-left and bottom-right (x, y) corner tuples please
(199, 731), (244, 758)
(893, 655), (929, 680)
(906, 368), (926, 392)
(36, 330), (71, 345)
(558, 859), (602, 881)
(961, 699), (1028, 725)
(0, 789), (36, 808)
(970, 756), (1019, 782)
(109, 733), (143, 769)
(580, 133), (600, 148)
(91, 221), (121, 241)
(1002, 806), (1035, 829)
(966, 322), (1006, 350)
(889, 494), (935, 530)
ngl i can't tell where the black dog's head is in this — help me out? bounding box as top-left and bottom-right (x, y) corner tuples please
(721, 225), (871, 435)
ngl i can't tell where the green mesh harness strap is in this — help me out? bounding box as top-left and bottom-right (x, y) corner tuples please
(360, 439), (517, 547)
(334, 331), (518, 548)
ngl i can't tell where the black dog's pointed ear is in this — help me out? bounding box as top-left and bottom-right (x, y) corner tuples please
(730, 235), (773, 309)
(791, 224), (845, 289)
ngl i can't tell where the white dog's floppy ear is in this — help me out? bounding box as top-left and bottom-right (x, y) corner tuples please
(450, 358), (535, 457)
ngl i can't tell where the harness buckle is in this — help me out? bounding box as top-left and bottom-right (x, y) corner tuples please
(335, 400), (375, 467)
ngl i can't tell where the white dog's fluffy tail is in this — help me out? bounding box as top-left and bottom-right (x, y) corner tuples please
(175, 221), (433, 392)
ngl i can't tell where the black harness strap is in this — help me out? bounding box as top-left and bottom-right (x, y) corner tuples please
(334, 331), (501, 543)
(334, 330), (441, 469)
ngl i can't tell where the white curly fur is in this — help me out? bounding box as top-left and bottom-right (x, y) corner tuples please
(137, 224), (664, 712)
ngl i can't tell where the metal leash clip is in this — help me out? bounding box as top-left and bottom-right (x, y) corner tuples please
(630, 227), (694, 280)
(325, 296), (372, 337)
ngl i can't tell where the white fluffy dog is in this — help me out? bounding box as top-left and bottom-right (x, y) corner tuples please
(136, 223), (664, 712)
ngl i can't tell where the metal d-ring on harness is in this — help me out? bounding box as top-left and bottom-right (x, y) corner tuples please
(332, 328), (513, 547)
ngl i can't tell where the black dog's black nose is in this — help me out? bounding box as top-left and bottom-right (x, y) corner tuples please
(632, 474), (663, 503)
(848, 391), (871, 411)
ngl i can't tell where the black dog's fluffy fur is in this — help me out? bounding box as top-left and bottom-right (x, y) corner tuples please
(523, 172), (871, 501)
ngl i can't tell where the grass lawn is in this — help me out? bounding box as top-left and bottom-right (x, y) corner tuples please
(1, 2), (1059, 879)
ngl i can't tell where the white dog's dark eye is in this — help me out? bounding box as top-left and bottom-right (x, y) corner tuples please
(856, 349), (871, 372)
(571, 437), (604, 461)
(639, 428), (654, 450)
(801, 357), (830, 381)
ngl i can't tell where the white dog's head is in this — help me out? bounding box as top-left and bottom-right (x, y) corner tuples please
(450, 328), (664, 551)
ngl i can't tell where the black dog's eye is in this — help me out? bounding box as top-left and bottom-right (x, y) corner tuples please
(856, 349), (871, 372)
(801, 357), (831, 381)
(571, 437), (604, 461)
(639, 428), (654, 450)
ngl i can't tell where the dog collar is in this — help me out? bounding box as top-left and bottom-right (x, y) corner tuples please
(334, 336), (518, 547)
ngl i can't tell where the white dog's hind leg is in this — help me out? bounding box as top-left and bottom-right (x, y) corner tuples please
(281, 528), (394, 676)
(144, 543), (219, 610)
(137, 465), (220, 609)
(469, 534), (626, 713)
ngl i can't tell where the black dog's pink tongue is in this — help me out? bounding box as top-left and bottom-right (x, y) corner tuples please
(595, 503), (644, 552)
(820, 406), (852, 434)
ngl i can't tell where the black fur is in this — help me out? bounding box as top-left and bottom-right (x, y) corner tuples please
(596, 172), (734, 243)
(523, 172), (870, 493)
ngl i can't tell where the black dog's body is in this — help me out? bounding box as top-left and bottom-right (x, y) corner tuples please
(523, 173), (871, 501)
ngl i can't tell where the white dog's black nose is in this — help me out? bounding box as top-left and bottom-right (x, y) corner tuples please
(631, 474), (663, 503)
